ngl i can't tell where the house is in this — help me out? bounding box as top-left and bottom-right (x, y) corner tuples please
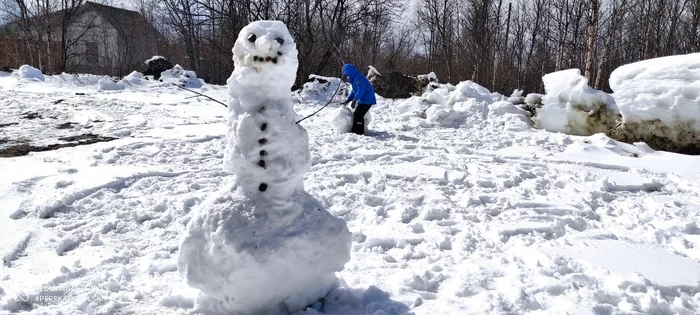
(0, 1), (166, 77)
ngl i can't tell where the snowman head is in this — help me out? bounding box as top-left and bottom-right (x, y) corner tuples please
(231, 20), (298, 89)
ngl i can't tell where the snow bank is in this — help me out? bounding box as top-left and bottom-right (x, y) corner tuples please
(97, 76), (125, 91)
(18, 65), (44, 82)
(396, 79), (528, 129)
(533, 68), (620, 136)
(178, 20), (351, 314)
(159, 64), (203, 88)
(609, 53), (700, 153)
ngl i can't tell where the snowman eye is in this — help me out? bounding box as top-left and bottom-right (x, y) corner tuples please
(247, 34), (257, 42)
(275, 37), (284, 45)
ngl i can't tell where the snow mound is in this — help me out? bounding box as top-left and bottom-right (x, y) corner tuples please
(178, 20), (351, 314)
(507, 89), (525, 105)
(97, 76), (125, 91)
(97, 72), (147, 91)
(533, 68), (620, 136)
(18, 65), (44, 82)
(293, 75), (349, 105)
(178, 186), (351, 314)
(524, 93), (544, 106)
(425, 104), (467, 128)
(403, 79), (528, 129)
(609, 53), (700, 154)
(159, 65), (203, 88)
(122, 71), (144, 85)
(447, 81), (498, 106)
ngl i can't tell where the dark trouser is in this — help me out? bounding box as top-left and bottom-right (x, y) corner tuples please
(352, 104), (371, 135)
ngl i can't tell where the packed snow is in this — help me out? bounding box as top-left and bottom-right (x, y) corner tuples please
(609, 52), (700, 125)
(532, 68), (620, 136)
(331, 106), (354, 133)
(177, 20), (351, 314)
(2, 52), (700, 315)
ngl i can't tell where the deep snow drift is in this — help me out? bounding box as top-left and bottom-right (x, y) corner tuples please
(609, 52), (700, 153)
(176, 20), (351, 314)
(532, 69), (620, 136)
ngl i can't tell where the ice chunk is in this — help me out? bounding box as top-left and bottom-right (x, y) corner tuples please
(533, 68), (620, 136)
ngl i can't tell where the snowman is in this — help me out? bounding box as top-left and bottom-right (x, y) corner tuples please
(177, 20), (352, 314)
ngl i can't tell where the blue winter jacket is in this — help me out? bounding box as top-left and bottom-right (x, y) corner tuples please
(342, 64), (376, 105)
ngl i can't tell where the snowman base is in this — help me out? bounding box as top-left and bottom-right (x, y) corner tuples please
(331, 106), (371, 134)
(177, 182), (352, 314)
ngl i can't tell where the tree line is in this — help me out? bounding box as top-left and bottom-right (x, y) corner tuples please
(2, 0), (700, 94)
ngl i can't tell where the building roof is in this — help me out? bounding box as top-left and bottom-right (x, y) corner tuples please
(0, 1), (164, 42)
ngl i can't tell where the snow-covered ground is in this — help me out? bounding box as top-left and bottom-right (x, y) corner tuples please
(1, 70), (700, 314)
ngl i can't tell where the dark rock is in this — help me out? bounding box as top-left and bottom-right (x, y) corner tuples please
(143, 57), (174, 79)
(367, 71), (433, 99)
(0, 66), (11, 73)
(21, 112), (42, 120)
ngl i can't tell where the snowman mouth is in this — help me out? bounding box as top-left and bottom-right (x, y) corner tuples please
(253, 54), (282, 64)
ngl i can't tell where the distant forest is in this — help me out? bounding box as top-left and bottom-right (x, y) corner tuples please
(2, 0), (699, 94)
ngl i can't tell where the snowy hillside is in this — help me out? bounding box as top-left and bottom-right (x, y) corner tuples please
(1, 68), (700, 314)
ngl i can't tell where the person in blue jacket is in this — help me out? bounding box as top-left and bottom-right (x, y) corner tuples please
(341, 63), (376, 135)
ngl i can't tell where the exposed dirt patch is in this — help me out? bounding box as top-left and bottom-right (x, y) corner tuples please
(56, 122), (76, 129)
(610, 119), (700, 155)
(0, 133), (118, 158)
(0, 122), (18, 128)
